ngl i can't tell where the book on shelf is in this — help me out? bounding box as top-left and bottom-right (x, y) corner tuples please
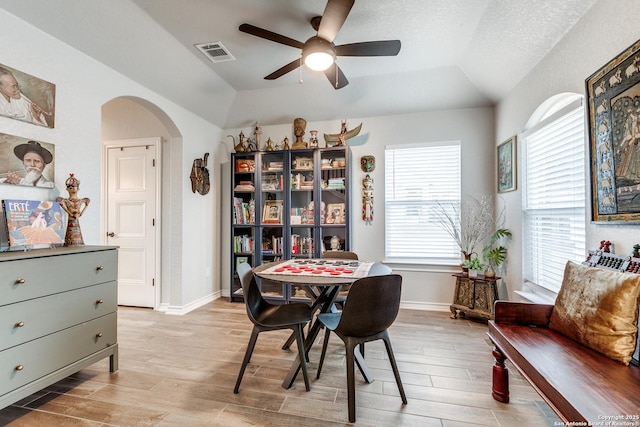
(234, 181), (255, 191)
(2, 199), (65, 250)
(233, 234), (254, 253)
(233, 197), (255, 224)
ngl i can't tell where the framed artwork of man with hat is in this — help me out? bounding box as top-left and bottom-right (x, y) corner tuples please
(0, 133), (55, 188)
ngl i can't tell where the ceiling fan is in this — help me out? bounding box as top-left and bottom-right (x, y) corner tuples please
(239, 0), (401, 89)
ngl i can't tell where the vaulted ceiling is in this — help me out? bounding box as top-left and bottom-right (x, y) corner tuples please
(0, 0), (598, 129)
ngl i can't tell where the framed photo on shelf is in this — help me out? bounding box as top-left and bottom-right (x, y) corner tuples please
(262, 200), (283, 224)
(586, 38), (640, 223)
(326, 203), (345, 224)
(235, 256), (249, 270)
(497, 136), (516, 193)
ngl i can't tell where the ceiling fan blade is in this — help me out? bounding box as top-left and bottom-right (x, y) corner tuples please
(335, 40), (401, 57)
(324, 63), (349, 89)
(239, 23), (305, 49)
(317, 0), (354, 43)
(265, 58), (302, 80)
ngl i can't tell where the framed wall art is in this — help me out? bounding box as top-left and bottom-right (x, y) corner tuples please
(587, 38), (640, 223)
(0, 133), (55, 188)
(497, 136), (516, 193)
(0, 63), (55, 128)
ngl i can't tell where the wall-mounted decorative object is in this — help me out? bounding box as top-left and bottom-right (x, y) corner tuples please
(56, 174), (90, 246)
(0, 63), (55, 128)
(587, 38), (640, 223)
(324, 121), (362, 146)
(360, 155), (375, 173)
(0, 134), (55, 188)
(497, 136), (516, 193)
(362, 174), (373, 224)
(189, 152), (210, 195)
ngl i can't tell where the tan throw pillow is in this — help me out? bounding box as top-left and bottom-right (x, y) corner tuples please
(549, 261), (640, 365)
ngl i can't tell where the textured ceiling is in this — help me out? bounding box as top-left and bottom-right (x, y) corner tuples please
(0, 0), (598, 129)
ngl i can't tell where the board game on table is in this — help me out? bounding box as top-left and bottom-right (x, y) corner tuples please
(260, 258), (373, 278)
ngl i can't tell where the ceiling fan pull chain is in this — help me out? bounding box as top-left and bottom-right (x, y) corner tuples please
(299, 56), (303, 84)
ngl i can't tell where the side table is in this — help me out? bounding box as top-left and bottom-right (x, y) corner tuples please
(450, 273), (500, 320)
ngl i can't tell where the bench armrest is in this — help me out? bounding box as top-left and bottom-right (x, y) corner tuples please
(493, 301), (554, 326)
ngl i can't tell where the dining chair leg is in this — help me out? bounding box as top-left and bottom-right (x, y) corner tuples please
(234, 327), (260, 394)
(345, 340), (358, 423)
(294, 324), (311, 391)
(382, 333), (407, 404)
(316, 327), (331, 379)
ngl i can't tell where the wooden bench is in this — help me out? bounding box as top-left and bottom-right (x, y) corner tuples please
(487, 250), (640, 424)
(488, 302), (640, 424)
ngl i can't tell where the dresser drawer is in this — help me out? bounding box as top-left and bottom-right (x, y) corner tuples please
(0, 313), (117, 396)
(0, 249), (117, 306)
(0, 282), (116, 351)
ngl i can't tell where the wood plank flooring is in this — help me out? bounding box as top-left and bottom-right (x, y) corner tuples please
(0, 299), (560, 426)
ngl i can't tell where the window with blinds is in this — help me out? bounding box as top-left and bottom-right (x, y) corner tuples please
(385, 141), (461, 264)
(523, 99), (586, 292)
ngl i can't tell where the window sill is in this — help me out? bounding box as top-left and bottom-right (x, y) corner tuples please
(514, 282), (557, 304)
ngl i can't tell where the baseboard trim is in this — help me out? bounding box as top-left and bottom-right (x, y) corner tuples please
(400, 301), (450, 312)
(161, 291), (221, 315)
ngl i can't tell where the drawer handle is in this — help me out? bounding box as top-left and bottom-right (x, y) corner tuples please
(14, 365), (23, 371)
(96, 299), (104, 305)
(14, 278), (25, 285)
(96, 266), (104, 271)
(14, 321), (24, 328)
(96, 332), (104, 338)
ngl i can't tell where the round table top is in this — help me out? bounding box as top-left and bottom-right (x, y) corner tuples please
(253, 259), (392, 285)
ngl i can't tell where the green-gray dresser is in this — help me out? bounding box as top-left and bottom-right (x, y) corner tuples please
(0, 245), (118, 410)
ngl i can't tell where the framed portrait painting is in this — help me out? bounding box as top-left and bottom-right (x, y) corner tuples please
(0, 133), (55, 188)
(587, 38), (640, 222)
(497, 136), (516, 193)
(0, 63), (55, 128)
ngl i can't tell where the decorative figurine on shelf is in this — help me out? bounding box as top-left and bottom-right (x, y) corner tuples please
(324, 120), (362, 147)
(362, 173), (374, 224)
(282, 136), (290, 150)
(265, 137), (274, 151)
(253, 121), (262, 150)
(238, 131), (246, 152)
(292, 117), (307, 149)
(56, 173), (90, 246)
(229, 134), (243, 153)
(600, 240), (613, 253)
(309, 130), (319, 148)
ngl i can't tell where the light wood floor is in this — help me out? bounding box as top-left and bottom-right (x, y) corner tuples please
(0, 299), (560, 426)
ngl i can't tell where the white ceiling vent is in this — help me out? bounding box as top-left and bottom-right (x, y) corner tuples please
(195, 41), (235, 63)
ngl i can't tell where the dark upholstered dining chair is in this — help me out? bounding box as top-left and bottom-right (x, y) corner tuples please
(233, 262), (312, 393)
(315, 274), (407, 423)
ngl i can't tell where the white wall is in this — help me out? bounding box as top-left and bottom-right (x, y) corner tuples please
(223, 107), (495, 310)
(0, 9), (225, 313)
(495, 0), (640, 299)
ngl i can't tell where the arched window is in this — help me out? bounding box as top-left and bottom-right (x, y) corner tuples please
(522, 93), (586, 295)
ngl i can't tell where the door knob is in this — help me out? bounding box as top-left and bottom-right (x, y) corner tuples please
(107, 232), (115, 237)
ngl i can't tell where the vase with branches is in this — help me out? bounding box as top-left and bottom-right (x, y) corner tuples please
(432, 195), (509, 273)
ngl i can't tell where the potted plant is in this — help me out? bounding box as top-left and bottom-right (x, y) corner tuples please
(482, 228), (512, 278)
(463, 256), (484, 277)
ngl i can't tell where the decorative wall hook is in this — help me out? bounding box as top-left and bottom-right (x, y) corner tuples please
(190, 152), (210, 195)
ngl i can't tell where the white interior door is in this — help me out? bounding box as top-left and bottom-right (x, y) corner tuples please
(106, 142), (157, 307)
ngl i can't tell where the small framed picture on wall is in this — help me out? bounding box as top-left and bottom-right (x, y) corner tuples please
(497, 136), (516, 193)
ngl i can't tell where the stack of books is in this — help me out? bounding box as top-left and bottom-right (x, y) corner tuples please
(326, 177), (345, 190)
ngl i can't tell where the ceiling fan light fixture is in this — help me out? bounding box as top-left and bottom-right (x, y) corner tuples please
(303, 37), (335, 71)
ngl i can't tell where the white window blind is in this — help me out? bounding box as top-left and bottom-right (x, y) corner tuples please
(523, 102), (586, 292)
(385, 142), (461, 264)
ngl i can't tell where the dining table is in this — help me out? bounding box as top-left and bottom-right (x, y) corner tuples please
(253, 258), (392, 389)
